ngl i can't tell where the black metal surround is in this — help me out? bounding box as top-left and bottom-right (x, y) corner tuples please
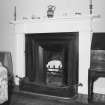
(20, 32), (79, 98)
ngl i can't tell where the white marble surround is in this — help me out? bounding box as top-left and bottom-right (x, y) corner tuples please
(13, 16), (92, 95)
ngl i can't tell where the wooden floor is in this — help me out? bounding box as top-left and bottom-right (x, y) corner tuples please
(5, 90), (105, 105)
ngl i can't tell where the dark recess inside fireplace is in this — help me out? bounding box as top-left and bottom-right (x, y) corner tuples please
(20, 32), (79, 98)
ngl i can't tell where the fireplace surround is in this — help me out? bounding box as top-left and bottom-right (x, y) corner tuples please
(13, 16), (91, 98)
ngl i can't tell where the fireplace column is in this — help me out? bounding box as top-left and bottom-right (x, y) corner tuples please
(15, 34), (25, 85)
(78, 31), (91, 95)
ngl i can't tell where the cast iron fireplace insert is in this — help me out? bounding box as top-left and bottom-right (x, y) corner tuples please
(20, 32), (79, 98)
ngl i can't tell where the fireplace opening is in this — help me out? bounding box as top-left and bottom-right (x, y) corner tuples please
(20, 32), (79, 98)
(46, 46), (65, 87)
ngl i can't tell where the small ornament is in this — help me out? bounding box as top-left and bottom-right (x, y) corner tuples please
(14, 6), (16, 21)
(47, 5), (56, 18)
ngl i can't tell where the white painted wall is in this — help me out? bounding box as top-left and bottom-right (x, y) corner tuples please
(16, 0), (89, 20)
(0, 0), (14, 51)
(92, 0), (105, 32)
(0, 0), (17, 76)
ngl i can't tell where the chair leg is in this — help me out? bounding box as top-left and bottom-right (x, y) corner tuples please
(88, 71), (94, 102)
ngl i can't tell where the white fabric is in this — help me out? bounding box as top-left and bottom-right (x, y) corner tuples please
(94, 77), (105, 94)
(0, 62), (8, 104)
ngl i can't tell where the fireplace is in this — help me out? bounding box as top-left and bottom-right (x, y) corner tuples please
(13, 17), (91, 98)
(20, 32), (79, 97)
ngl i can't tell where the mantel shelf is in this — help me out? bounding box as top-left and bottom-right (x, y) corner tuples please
(10, 14), (100, 25)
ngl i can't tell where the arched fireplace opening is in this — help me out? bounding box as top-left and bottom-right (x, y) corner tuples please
(20, 32), (79, 98)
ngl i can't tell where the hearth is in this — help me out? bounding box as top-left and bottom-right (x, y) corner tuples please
(19, 32), (79, 98)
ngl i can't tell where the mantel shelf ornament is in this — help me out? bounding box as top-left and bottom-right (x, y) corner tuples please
(47, 5), (56, 18)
